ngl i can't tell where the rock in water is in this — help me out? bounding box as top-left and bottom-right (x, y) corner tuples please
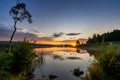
(49, 74), (59, 79)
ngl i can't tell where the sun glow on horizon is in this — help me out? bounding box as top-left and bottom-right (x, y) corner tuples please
(72, 43), (76, 47)
(35, 40), (87, 46)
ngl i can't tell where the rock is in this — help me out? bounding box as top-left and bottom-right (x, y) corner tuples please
(73, 68), (84, 77)
(49, 74), (59, 80)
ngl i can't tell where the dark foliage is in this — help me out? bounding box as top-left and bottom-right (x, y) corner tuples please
(9, 2), (32, 23)
(0, 40), (35, 79)
(0, 53), (12, 80)
(12, 40), (35, 74)
(87, 29), (120, 44)
(76, 40), (80, 47)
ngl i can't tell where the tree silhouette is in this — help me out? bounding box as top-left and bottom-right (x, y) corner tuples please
(87, 29), (120, 44)
(8, 1), (32, 53)
(76, 40), (80, 47)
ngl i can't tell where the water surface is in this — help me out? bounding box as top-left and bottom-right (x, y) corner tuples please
(33, 47), (95, 80)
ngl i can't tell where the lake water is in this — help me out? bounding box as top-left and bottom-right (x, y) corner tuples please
(33, 47), (95, 80)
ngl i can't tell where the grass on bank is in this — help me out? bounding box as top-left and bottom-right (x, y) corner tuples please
(85, 44), (120, 80)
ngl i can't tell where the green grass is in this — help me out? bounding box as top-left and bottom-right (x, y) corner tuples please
(85, 44), (120, 80)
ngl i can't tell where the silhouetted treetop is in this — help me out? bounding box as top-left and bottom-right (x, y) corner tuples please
(76, 40), (80, 47)
(87, 29), (120, 44)
(9, 2), (32, 23)
(8, 1), (32, 53)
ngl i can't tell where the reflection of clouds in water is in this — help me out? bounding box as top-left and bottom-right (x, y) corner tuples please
(35, 50), (54, 55)
(33, 47), (95, 80)
(66, 57), (82, 60)
(34, 48), (87, 61)
(34, 48), (77, 57)
(34, 48), (94, 62)
(76, 48), (87, 53)
(34, 47), (76, 53)
(52, 54), (83, 61)
(34, 47), (88, 55)
(53, 55), (64, 61)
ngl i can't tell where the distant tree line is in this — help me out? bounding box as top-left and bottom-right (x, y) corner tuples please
(87, 29), (120, 44)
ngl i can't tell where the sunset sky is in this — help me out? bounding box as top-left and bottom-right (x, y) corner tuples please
(0, 0), (120, 45)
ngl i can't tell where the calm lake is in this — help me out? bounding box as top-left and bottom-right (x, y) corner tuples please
(33, 47), (95, 80)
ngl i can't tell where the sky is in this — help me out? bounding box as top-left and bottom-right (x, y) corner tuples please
(0, 0), (120, 45)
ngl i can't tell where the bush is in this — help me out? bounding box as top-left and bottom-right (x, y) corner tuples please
(0, 40), (35, 80)
(12, 40), (35, 74)
(85, 44), (120, 80)
(0, 53), (13, 80)
(85, 63), (105, 80)
(98, 45), (120, 79)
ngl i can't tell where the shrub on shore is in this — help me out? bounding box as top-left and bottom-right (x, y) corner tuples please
(85, 44), (120, 80)
(0, 53), (13, 80)
(0, 40), (35, 80)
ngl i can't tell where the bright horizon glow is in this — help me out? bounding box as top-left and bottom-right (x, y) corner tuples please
(35, 39), (86, 45)
(72, 43), (76, 47)
(35, 40), (76, 45)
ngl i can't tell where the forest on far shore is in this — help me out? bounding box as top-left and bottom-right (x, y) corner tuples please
(87, 29), (120, 44)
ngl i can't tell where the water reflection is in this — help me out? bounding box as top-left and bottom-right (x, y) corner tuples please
(33, 47), (95, 80)
(66, 57), (82, 60)
(34, 51), (46, 79)
(53, 55), (64, 61)
(76, 48), (87, 54)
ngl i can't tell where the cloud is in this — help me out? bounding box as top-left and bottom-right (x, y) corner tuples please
(30, 29), (40, 33)
(0, 25), (12, 38)
(15, 32), (38, 40)
(61, 39), (75, 42)
(69, 37), (75, 39)
(38, 37), (53, 41)
(60, 38), (87, 43)
(0, 24), (87, 44)
(52, 32), (64, 38)
(66, 33), (81, 36)
(17, 27), (28, 33)
(78, 38), (87, 41)
(0, 25), (39, 41)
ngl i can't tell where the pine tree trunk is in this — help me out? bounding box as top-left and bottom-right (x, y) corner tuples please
(8, 21), (17, 53)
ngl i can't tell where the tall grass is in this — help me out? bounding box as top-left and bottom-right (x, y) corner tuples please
(85, 44), (120, 80)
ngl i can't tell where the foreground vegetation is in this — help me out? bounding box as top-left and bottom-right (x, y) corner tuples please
(80, 29), (120, 80)
(84, 43), (120, 80)
(0, 40), (35, 80)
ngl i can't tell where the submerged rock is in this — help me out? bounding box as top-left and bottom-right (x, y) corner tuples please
(73, 68), (84, 77)
(49, 74), (59, 80)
